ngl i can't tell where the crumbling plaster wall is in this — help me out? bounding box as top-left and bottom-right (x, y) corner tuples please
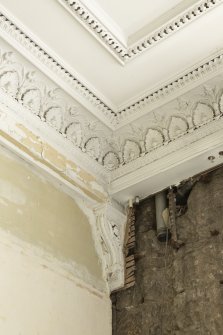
(0, 143), (111, 335)
(112, 167), (223, 335)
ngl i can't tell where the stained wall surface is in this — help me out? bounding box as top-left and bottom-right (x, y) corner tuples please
(112, 167), (223, 335)
(0, 144), (111, 335)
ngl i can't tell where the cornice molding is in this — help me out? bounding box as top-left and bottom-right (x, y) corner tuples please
(112, 82), (223, 178)
(0, 8), (116, 128)
(0, 8), (223, 132)
(112, 117), (223, 186)
(58, 0), (222, 65)
(116, 50), (223, 126)
(0, 41), (223, 176)
(0, 44), (118, 172)
(110, 118), (223, 200)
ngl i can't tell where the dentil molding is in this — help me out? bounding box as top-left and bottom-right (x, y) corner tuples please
(58, 0), (222, 65)
(0, 8), (223, 130)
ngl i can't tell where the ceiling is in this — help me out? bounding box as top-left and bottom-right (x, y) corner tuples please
(81, 0), (195, 43)
(0, 0), (222, 205)
(0, 0), (222, 114)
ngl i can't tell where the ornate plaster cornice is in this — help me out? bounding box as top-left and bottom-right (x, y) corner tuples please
(112, 81), (223, 178)
(0, 9), (115, 128)
(58, 0), (222, 65)
(116, 52), (223, 125)
(0, 8), (223, 132)
(0, 41), (223, 176)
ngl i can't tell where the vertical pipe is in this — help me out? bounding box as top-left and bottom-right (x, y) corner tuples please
(155, 191), (169, 242)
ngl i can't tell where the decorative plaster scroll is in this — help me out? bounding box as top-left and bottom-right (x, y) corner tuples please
(94, 203), (126, 291)
(1, 8), (223, 130)
(58, 0), (222, 64)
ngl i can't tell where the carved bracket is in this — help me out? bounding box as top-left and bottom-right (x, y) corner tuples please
(94, 202), (127, 292)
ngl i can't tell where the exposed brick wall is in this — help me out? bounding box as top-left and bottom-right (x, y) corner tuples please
(112, 167), (223, 335)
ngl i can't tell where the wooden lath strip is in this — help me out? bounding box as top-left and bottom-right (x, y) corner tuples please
(123, 206), (136, 289)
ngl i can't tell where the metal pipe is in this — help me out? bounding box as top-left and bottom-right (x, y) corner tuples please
(155, 191), (169, 242)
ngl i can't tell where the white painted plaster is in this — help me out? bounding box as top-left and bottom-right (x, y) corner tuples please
(0, 229), (112, 335)
(0, 179), (26, 205)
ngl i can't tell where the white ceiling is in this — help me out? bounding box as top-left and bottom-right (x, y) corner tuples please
(0, 0), (222, 205)
(83, 0), (196, 42)
(0, 0), (222, 113)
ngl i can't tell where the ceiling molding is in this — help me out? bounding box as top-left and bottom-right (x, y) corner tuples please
(110, 121), (223, 202)
(0, 8), (223, 132)
(0, 44), (116, 175)
(110, 81), (223, 178)
(0, 39), (223, 177)
(0, 9), (117, 129)
(112, 115), (223, 184)
(116, 50), (223, 127)
(0, 91), (110, 202)
(58, 0), (222, 65)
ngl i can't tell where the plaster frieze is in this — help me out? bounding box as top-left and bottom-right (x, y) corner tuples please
(58, 0), (222, 65)
(0, 44), (116, 172)
(0, 42), (223, 178)
(112, 80), (223, 178)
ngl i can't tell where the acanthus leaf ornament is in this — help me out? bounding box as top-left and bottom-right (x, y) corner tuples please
(44, 107), (63, 131)
(85, 137), (101, 160)
(145, 128), (164, 152)
(103, 151), (120, 170)
(193, 102), (214, 127)
(123, 140), (141, 164)
(168, 116), (189, 140)
(21, 89), (41, 115)
(65, 122), (82, 147)
(0, 70), (19, 98)
(0, 43), (222, 175)
(0, 9), (223, 127)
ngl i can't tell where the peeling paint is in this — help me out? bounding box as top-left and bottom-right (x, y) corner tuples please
(42, 144), (69, 171)
(16, 124), (108, 202)
(0, 126), (108, 203)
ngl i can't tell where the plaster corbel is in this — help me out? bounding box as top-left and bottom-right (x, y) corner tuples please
(94, 201), (127, 292)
